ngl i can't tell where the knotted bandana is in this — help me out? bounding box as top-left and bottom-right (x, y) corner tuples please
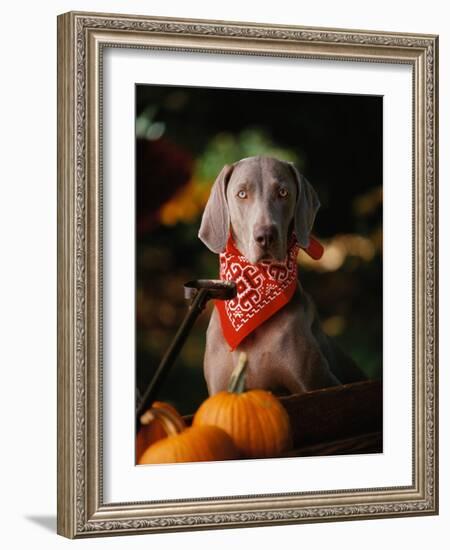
(215, 234), (323, 350)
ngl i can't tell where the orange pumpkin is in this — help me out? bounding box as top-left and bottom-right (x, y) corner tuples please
(136, 401), (186, 461)
(193, 353), (292, 458)
(138, 406), (239, 464)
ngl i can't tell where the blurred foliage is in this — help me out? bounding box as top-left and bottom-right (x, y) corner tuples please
(135, 85), (383, 414)
(195, 129), (300, 182)
(159, 129), (301, 226)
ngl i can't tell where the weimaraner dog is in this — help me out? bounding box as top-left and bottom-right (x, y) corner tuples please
(199, 156), (366, 396)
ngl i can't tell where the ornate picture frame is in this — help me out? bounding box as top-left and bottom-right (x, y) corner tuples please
(57, 11), (438, 538)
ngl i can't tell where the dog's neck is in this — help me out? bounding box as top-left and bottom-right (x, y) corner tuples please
(215, 235), (300, 350)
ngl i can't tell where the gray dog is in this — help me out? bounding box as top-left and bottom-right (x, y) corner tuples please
(199, 156), (365, 396)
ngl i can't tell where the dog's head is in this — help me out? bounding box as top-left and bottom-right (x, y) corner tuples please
(198, 156), (320, 263)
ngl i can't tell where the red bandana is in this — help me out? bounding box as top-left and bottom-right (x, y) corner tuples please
(215, 235), (323, 350)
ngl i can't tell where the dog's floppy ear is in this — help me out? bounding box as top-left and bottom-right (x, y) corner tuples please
(198, 164), (234, 253)
(287, 163), (321, 248)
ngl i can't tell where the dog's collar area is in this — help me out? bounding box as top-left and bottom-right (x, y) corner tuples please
(215, 235), (301, 350)
(302, 235), (324, 260)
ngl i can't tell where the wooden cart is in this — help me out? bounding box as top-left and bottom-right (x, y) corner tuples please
(183, 379), (382, 458)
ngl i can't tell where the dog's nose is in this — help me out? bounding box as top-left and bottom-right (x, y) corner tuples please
(253, 225), (277, 249)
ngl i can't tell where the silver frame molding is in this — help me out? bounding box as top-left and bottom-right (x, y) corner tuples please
(57, 11), (439, 538)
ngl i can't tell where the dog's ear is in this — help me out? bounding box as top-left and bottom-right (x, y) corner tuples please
(287, 163), (321, 248)
(198, 164), (234, 253)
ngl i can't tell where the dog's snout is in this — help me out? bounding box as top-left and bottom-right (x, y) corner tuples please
(253, 224), (277, 249)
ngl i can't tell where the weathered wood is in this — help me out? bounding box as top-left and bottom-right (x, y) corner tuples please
(282, 432), (382, 457)
(280, 379), (382, 448)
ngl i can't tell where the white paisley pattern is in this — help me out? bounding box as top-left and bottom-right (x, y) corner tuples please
(219, 240), (300, 332)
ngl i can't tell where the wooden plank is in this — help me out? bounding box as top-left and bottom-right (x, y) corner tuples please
(282, 431), (382, 458)
(280, 379), (382, 448)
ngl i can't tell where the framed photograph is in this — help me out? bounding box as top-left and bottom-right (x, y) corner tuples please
(57, 11), (439, 538)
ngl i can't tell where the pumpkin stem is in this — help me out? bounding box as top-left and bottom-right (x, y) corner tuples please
(140, 409), (156, 425)
(140, 407), (185, 437)
(228, 352), (248, 394)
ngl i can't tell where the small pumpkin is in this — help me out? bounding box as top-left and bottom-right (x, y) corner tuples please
(138, 406), (239, 464)
(193, 353), (292, 458)
(136, 401), (186, 461)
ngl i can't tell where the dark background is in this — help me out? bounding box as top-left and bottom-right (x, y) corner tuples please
(136, 84), (383, 415)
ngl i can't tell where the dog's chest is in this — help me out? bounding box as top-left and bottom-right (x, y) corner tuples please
(236, 301), (302, 387)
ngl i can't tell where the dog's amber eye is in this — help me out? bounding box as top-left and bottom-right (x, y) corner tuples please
(237, 190), (248, 199)
(279, 187), (289, 198)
